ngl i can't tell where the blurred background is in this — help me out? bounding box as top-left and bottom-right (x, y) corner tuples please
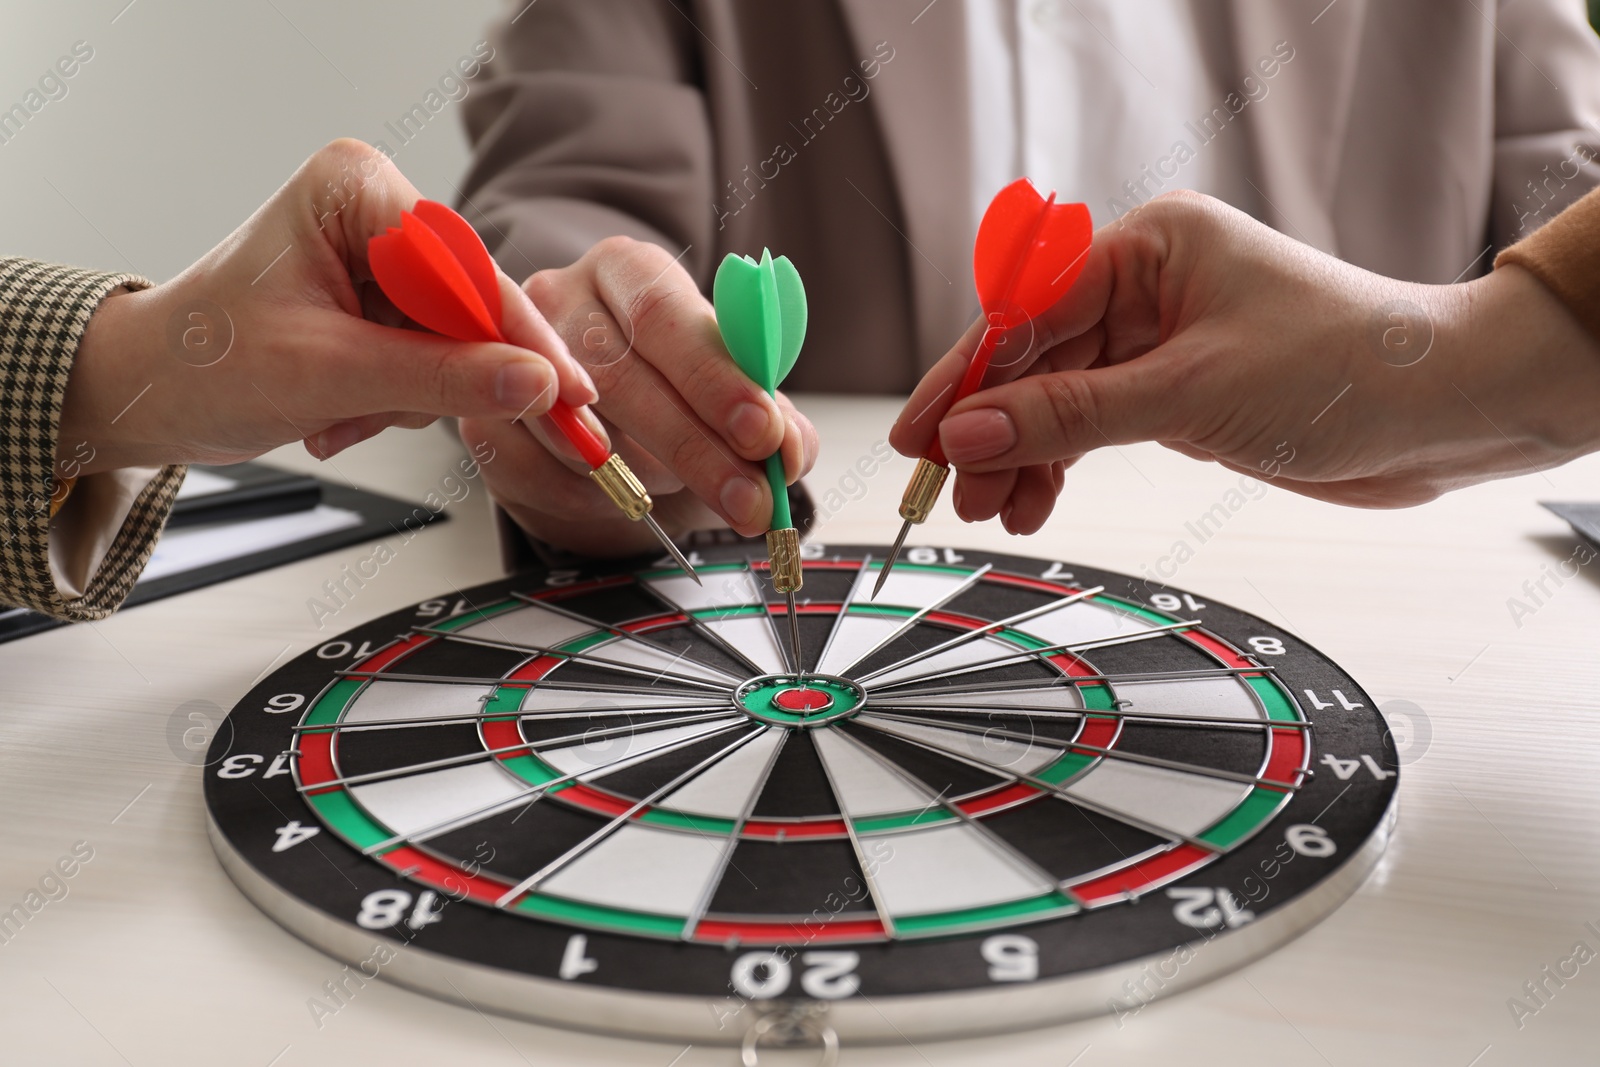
(3, 0), (1599, 283)
(0, 0), (502, 281)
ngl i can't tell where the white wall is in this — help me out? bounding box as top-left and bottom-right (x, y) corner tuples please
(0, 0), (505, 282)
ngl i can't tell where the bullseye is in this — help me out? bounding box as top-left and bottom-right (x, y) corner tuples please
(734, 673), (864, 727)
(772, 686), (833, 713)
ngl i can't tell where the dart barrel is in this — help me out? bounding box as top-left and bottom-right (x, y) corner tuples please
(765, 527), (804, 593)
(587, 453), (653, 521)
(897, 457), (950, 524)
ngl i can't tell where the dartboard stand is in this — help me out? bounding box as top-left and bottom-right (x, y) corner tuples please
(206, 544), (1397, 1048)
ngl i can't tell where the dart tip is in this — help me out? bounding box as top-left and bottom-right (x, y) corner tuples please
(873, 520), (913, 599)
(643, 513), (701, 584)
(785, 590), (803, 677)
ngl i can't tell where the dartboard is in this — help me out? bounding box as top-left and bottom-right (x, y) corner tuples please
(205, 543), (1396, 1047)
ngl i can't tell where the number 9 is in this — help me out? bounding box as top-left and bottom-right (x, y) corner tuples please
(264, 694), (305, 715)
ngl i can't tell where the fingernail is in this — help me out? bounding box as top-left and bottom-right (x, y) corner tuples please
(312, 422), (361, 459)
(720, 477), (763, 528)
(573, 362), (598, 403)
(940, 408), (1016, 463)
(495, 361), (553, 412)
(728, 402), (770, 451)
(798, 416), (819, 476)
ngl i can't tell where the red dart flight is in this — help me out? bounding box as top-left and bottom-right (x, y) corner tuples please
(876, 178), (1092, 597)
(368, 200), (701, 582)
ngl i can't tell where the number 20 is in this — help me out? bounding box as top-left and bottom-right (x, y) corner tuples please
(729, 951), (859, 1000)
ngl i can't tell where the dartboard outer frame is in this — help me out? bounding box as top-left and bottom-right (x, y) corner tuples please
(205, 543), (1397, 1045)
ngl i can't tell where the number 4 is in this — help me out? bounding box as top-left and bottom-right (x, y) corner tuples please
(272, 820), (320, 852)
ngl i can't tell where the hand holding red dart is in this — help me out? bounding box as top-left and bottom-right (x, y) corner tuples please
(368, 200), (704, 582)
(876, 179), (1092, 596)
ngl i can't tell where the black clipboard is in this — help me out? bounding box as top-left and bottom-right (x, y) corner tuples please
(1542, 501), (1600, 549)
(0, 464), (448, 643)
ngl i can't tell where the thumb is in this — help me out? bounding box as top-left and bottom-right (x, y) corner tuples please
(936, 350), (1192, 471)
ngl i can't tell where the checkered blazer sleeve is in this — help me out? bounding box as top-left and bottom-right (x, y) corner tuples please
(0, 257), (186, 621)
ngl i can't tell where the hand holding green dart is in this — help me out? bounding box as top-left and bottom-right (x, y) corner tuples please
(713, 249), (808, 674)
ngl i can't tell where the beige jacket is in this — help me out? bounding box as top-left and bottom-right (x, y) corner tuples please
(460, 0), (1600, 393)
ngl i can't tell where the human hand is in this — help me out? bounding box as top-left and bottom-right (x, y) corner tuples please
(462, 236), (818, 558)
(891, 190), (1600, 528)
(57, 139), (596, 474)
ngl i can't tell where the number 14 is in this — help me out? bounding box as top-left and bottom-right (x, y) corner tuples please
(1319, 753), (1394, 781)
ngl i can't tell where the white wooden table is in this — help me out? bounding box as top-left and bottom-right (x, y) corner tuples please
(4, 394), (1598, 1066)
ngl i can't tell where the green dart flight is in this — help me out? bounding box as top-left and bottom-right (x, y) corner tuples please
(713, 248), (808, 674)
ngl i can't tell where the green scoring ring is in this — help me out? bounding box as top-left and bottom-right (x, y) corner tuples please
(734, 673), (865, 728)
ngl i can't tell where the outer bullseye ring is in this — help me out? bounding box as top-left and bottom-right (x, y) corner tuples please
(735, 673), (864, 728)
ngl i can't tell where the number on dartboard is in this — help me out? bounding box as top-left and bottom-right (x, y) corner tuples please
(272, 821), (320, 852)
(799, 952), (861, 999)
(415, 598), (470, 619)
(355, 889), (446, 931)
(730, 951), (790, 1000)
(1167, 887), (1256, 930)
(316, 639), (380, 660)
(981, 934), (1039, 982)
(1319, 753), (1395, 781)
(1303, 688), (1365, 711)
(544, 568), (581, 587)
(217, 754), (262, 779)
(1040, 562), (1073, 580)
(729, 951), (860, 1000)
(1285, 823), (1337, 858)
(906, 546), (964, 565)
(1248, 636), (1286, 656)
(263, 693), (304, 715)
(559, 934), (599, 980)
(799, 540), (826, 560)
(1150, 593), (1206, 613)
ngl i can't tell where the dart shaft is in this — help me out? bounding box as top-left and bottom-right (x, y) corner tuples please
(547, 402), (612, 469)
(925, 321), (1006, 468)
(765, 453), (791, 530)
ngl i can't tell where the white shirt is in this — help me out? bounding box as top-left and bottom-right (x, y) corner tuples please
(966, 0), (1260, 232)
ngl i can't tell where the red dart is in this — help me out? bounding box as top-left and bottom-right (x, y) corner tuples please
(875, 179), (1092, 598)
(367, 200), (701, 582)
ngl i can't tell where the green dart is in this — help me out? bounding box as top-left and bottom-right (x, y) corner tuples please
(713, 249), (808, 675)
